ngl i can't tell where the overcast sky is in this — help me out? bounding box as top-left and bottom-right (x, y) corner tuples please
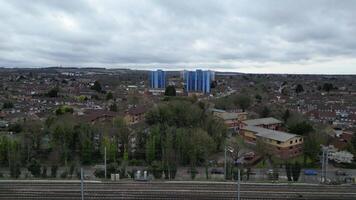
(1, 0), (356, 74)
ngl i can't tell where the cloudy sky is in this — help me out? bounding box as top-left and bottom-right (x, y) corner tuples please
(1, 0), (356, 74)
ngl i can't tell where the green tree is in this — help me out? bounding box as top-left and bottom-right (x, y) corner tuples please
(164, 85), (176, 96)
(51, 165), (58, 178)
(288, 121), (314, 135)
(214, 96), (235, 110)
(162, 127), (176, 179)
(255, 138), (272, 165)
(282, 109), (290, 123)
(8, 139), (21, 179)
(22, 120), (44, 163)
(47, 87), (59, 98)
(55, 106), (73, 115)
(322, 83), (334, 93)
(101, 136), (117, 163)
(91, 81), (102, 93)
(8, 123), (22, 133)
(27, 159), (41, 178)
(204, 116), (227, 151)
(106, 92), (114, 100)
(292, 161), (301, 182)
(146, 134), (156, 164)
(81, 139), (93, 164)
(109, 103), (118, 112)
(112, 117), (130, 158)
(51, 118), (76, 166)
(188, 129), (215, 168)
(76, 124), (94, 164)
(234, 95), (251, 112)
(260, 106), (271, 118)
(10, 163), (21, 179)
(349, 133), (356, 156)
(68, 164), (75, 177)
(149, 161), (163, 179)
(0, 136), (9, 165)
(303, 133), (322, 165)
(2, 101), (14, 109)
(145, 100), (223, 166)
(295, 84), (304, 95)
(41, 166), (47, 178)
(285, 163), (292, 181)
(255, 94), (262, 103)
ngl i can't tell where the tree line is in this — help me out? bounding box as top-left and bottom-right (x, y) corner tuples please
(0, 97), (228, 179)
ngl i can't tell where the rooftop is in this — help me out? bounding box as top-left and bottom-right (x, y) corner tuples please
(243, 117), (282, 126)
(242, 125), (299, 142)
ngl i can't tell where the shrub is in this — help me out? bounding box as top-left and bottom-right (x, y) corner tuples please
(129, 159), (146, 166)
(76, 169), (81, 179)
(107, 162), (119, 178)
(41, 166), (47, 178)
(10, 163), (21, 179)
(189, 167), (198, 180)
(51, 165), (58, 178)
(2, 101), (14, 109)
(60, 171), (68, 179)
(94, 168), (105, 178)
(170, 165), (177, 179)
(27, 159), (41, 178)
(149, 161), (163, 179)
(69, 164), (75, 177)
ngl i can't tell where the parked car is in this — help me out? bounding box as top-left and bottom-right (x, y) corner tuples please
(243, 152), (255, 160)
(211, 168), (224, 174)
(304, 169), (318, 176)
(266, 169), (279, 180)
(335, 170), (347, 176)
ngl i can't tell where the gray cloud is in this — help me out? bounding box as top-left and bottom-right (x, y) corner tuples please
(0, 0), (356, 73)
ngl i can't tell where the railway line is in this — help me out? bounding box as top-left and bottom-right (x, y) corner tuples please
(1, 181), (355, 200)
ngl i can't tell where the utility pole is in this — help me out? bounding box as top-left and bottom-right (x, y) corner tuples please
(325, 149), (328, 182)
(224, 145), (227, 180)
(81, 168), (84, 200)
(321, 148), (329, 183)
(237, 168), (240, 200)
(321, 150), (324, 183)
(104, 147), (107, 179)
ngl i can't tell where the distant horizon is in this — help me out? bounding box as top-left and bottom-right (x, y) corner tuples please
(1, 65), (356, 75)
(1, 1), (356, 75)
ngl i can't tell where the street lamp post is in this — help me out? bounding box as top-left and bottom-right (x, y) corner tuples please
(226, 145), (241, 200)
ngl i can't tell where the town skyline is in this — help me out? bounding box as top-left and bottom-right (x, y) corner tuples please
(1, 0), (356, 74)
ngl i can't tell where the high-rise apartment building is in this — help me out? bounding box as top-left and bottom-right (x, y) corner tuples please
(150, 70), (166, 89)
(183, 70), (213, 94)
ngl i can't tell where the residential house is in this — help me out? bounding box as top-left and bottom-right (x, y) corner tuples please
(332, 130), (354, 150)
(125, 106), (146, 124)
(81, 109), (118, 123)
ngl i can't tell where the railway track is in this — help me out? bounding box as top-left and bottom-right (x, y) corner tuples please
(0, 181), (355, 200)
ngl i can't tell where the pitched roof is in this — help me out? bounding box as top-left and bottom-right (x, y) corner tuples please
(128, 106), (146, 115)
(243, 117), (282, 126)
(242, 125), (299, 142)
(210, 108), (226, 113)
(219, 112), (240, 120)
(83, 110), (117, 122)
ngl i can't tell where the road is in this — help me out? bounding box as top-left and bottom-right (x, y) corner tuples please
(1, 180), (356, 200)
